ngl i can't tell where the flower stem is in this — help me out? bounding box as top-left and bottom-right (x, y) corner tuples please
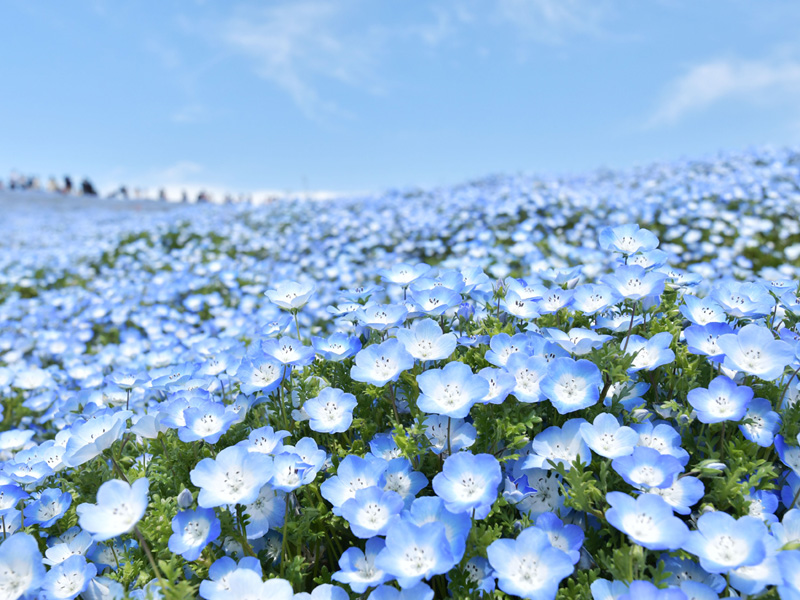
(134, 526), (166, 590)
(622, 301), (637, 353)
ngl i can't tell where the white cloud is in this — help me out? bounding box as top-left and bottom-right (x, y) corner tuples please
(650, 57), (800, 126)
(217, 2), (380, 119)
(494, 0), (612, 43)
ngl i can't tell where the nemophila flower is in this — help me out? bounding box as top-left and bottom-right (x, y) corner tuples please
(350, 339), (414, 387)
(627, 248), (669, 270)
(745, 488), (779, 524)
(23, 488), (71, 528)
(501, 289), (541, 319)
(340, 284), (384, 302)
(357, 303), (409, 331)
(394, 318), (457, 361)
(572, 284), (621, 315)
(204, 569), (294, 600)
(341, 487), (404, 538)
(294, 583), (351, 600)
(375, 520), (455, 588)
(235, 355), (284, 395)
(527, 419), (591, 471)
(779, 551), (800, 600)
(538, 287), (574, 314)
(62, 410), (131, 467)
(422, 415), (476, 455)
(0, 510), (21, 537)
(261, 314), (293, 337)
(661, 555), (725, 595)
(83, 576), (125, 600)
(601, 265), (667, 301)
(595, 310), (644, 333)
(433, 452), (501, 519)
(710, 281), (774, 318)
(739, 397), (780, 447)
(261, 337), (316, 367)
(76, 478), (149, 541)
(382, 458), (428, 508)
(367, 583), (434, 600)
(0, 532), (44, 599)
(590, 578), (630, 600)
(540, 357), (602, 414)
(410, 286), (462, 317)
(477, 366), (516, 404)
(545, 327), (611, 356)
(332, 537), (390, 593)
(605, 492), (688, 550)
(505, 353), (549, 403)
(265, 281), (316, 311)
(168, 507), (221, 561)
(718, 324), (794, 380)
(616, 580), (686, 600)
(311, 332), (362, 361)
(624, 332), (675, 372)
(780, 472), (800, 509)
(321, 455), (389, 515)
(416, 361), (489, 419)
(687, 375), (752, 423)
(633, 422), (690, 465)
(0, 485), (29, 513)
(199, 556), (263, 599)
(244, 425), (290, 455)
(284, 436), (327, 472)
(579, 413), (639, 459)
(190, 446), (273, 508)
(369, 432), (402, 460)
(680, 295), (727, 326)
(535, 512), (584, 564)
(776, 435), (800, 476)
(683, 322), (734, 362)
(379, 263), (431, 288)
(647, 475), (704, 515)
(683, 512), (768, 573)
(487, 525), (574, 600)
(243, 485), (285, 539)
(612, 446), (683, 489)
(262, 452), (310, 492)
(178, 399), (239, 444)
(484, 333), (531, 367)
(41, 554), (96, 600)
(403, 496), (472, 562)
(304, 388), (357, 434)
(599, 224), (659, 255)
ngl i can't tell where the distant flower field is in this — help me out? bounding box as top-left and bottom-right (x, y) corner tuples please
(2, 148), (800, 599)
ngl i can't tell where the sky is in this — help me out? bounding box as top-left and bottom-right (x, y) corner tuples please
(2, 0), (800, 198)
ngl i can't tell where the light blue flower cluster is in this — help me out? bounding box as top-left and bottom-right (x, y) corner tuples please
(4, 149), (800, 598)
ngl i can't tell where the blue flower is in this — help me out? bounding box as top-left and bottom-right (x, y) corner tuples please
(168, 507), (221, 561)
(526, 419), (591, 471)
(367, 583), (434, 600)
(647, 475), (704, 515)
(320, 455), (388, 515)
(244, 485), (285, 538)
(624, 332), (675, 372)
(477, 367), (516, 404)
(244, 425), (291, 455)
(311, 332), (362, 361)
(409, 287), (462, 317)
(416, 361), (489, 419)
(23, 488), (71, 528)
(375, 520), (455, 588)
(178, 399), (239, 444)
(710, 281), (774, 318)
(76, 478), (149, 541)
(261, 337), (316, 367)
(332, 537), (390, 593)
(41, 553), (96, 600)
(617, 580), (687, 600)
(535, 512), (584, 564)
(484, 333), (531, 367)
(403, 496), (471, 562)
(601, 265), (667, 301)
(683, 511), (768, 573)
(599, 224), (660, 256)
(351, 339), (415, 387)
(432, 452), (501, 519)
(605, 492), (688, 550)
(265, 281), (316, 311)
(199, 556), (263, 599)
(379, 263), (431, 288)
(394, 318), (457, 361)
(738, 397), (781, 447)
(269, 452), (314, 492)
(545, 327), (611, 356)
(572, 284), (621, 315)
(487, 525), (574, 600)
(509, 356), (556, 407)
(0, 533), (45, 599)
(422, 415), (476, 455)
(382, 458), (428, 508)
(612, 446), (684, 489)
(718, 324), (794, 381)
(235, 355), (285, 395)
(357, 303), (409, 331)
(501, 289), (541, 319)
(680, 295), (727, 325)
(304, 387), (357, 434)
(341, 486), (404, 538)
(687, 375), (752, 423)
(540, 357), (602, 414)
(189, 446), (273, 507)
(683, 322), (734, 362)
(579, 413), (638, 459)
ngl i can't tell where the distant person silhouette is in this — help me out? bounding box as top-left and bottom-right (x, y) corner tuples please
(63, 176), (73, 194)
(81, 179), (97, 196)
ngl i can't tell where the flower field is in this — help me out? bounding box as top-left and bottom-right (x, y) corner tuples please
(3, 147), (800, 599)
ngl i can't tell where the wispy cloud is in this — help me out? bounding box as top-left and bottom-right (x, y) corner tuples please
(216, 2), (381, 119)
(494, 0), (613, 44)
(649, 56), (800, 126)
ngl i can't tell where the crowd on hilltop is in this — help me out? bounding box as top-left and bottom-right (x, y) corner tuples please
(2, 170), (258, 204)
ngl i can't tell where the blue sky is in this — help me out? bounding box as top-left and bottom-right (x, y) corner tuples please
(2, 1), (800, 197)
